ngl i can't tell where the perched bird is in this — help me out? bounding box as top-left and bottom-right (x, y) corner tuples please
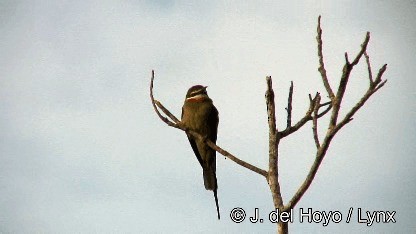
(181, 85), (220, 219)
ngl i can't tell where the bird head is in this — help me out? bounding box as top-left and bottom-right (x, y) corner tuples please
(185, 85), (209, 102)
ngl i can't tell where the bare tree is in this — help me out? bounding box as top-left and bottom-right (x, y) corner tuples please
(149, 16), (387, 234)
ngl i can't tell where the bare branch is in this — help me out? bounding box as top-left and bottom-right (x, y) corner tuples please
(312, 94), (321, 148)
(319, 101), (331, 107)
(285, 81), (294, 128)
(279, 92), (331, 138)
(284, 135), (333, 211)
(374, 79), (388, 92)
(333, 64), (387, 134)
(150, 70), (179, 128)
(155, 101), (180, 124)
(266, 76), (284, 208)
(266, 76), (278, 134)
(374, 64), (388, 86)
(351, 32), (370, 66)
(364, 51), (374, 84)
(334, 75), (387, 133)
(280, 106), (312, 137)
(330, 32), (371, 128)
(286, 75), (386, 211)
(205, 138), (268, 178)
(284, 31), (387, 211)
(317, 103), (332, 118)
(344, 52), (350, 65)
(150, 70), (268, 178)
(317, 15), (335, 100)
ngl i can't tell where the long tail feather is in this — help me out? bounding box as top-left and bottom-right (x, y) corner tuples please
(214, 189), (220, 220)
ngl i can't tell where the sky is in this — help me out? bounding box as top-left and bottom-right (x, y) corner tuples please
(1, 0), (415, 233)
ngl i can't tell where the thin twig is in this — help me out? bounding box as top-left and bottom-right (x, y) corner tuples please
(155, 101), (180, 124)
(344, 52), (350, 64)
(205, 137), (268, 178)
(351, 32), (370, 66)
(374, 64), (388, 86)
(364, 51), (374, 84)
(286, 81), (294, 128)
(319, 101), (331, 107)
(150, 70), (178, 128)
(373, 79), (387, 93)
(312, 94), (321, 148)
(334, 74), (387, 134)
(317, 103), (332, 118)
(317, 15), (335, 100)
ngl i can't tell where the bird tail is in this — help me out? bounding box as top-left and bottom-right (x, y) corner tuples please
(203, 167), (220, 219)
(203, 167), (217, 190)
(214, 189), (220, 220)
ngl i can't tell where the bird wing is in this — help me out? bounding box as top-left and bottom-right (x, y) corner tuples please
(208, 105), (219, 143)
(182, 107), (204, 167)
(187, 135), (204, 167)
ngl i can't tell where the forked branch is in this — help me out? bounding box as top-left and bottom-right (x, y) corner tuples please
(284, 17), (387, 211)
(279, 92), (331, 138)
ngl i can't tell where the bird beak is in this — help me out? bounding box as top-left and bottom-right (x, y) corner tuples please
(204, 86), (208, 90)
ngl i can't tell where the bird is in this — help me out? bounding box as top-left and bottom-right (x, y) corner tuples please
(181, 85), (220, 219)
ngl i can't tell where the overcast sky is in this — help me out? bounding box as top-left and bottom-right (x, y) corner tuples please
(1, 1), (415, 233)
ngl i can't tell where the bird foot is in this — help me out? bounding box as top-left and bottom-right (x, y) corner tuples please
(201, 135), (208, 143)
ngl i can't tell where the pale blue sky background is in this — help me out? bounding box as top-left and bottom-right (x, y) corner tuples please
(1, 1), (415, 233)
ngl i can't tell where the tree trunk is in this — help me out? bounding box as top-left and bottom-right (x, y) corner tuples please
(278, 222), (288, 234)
